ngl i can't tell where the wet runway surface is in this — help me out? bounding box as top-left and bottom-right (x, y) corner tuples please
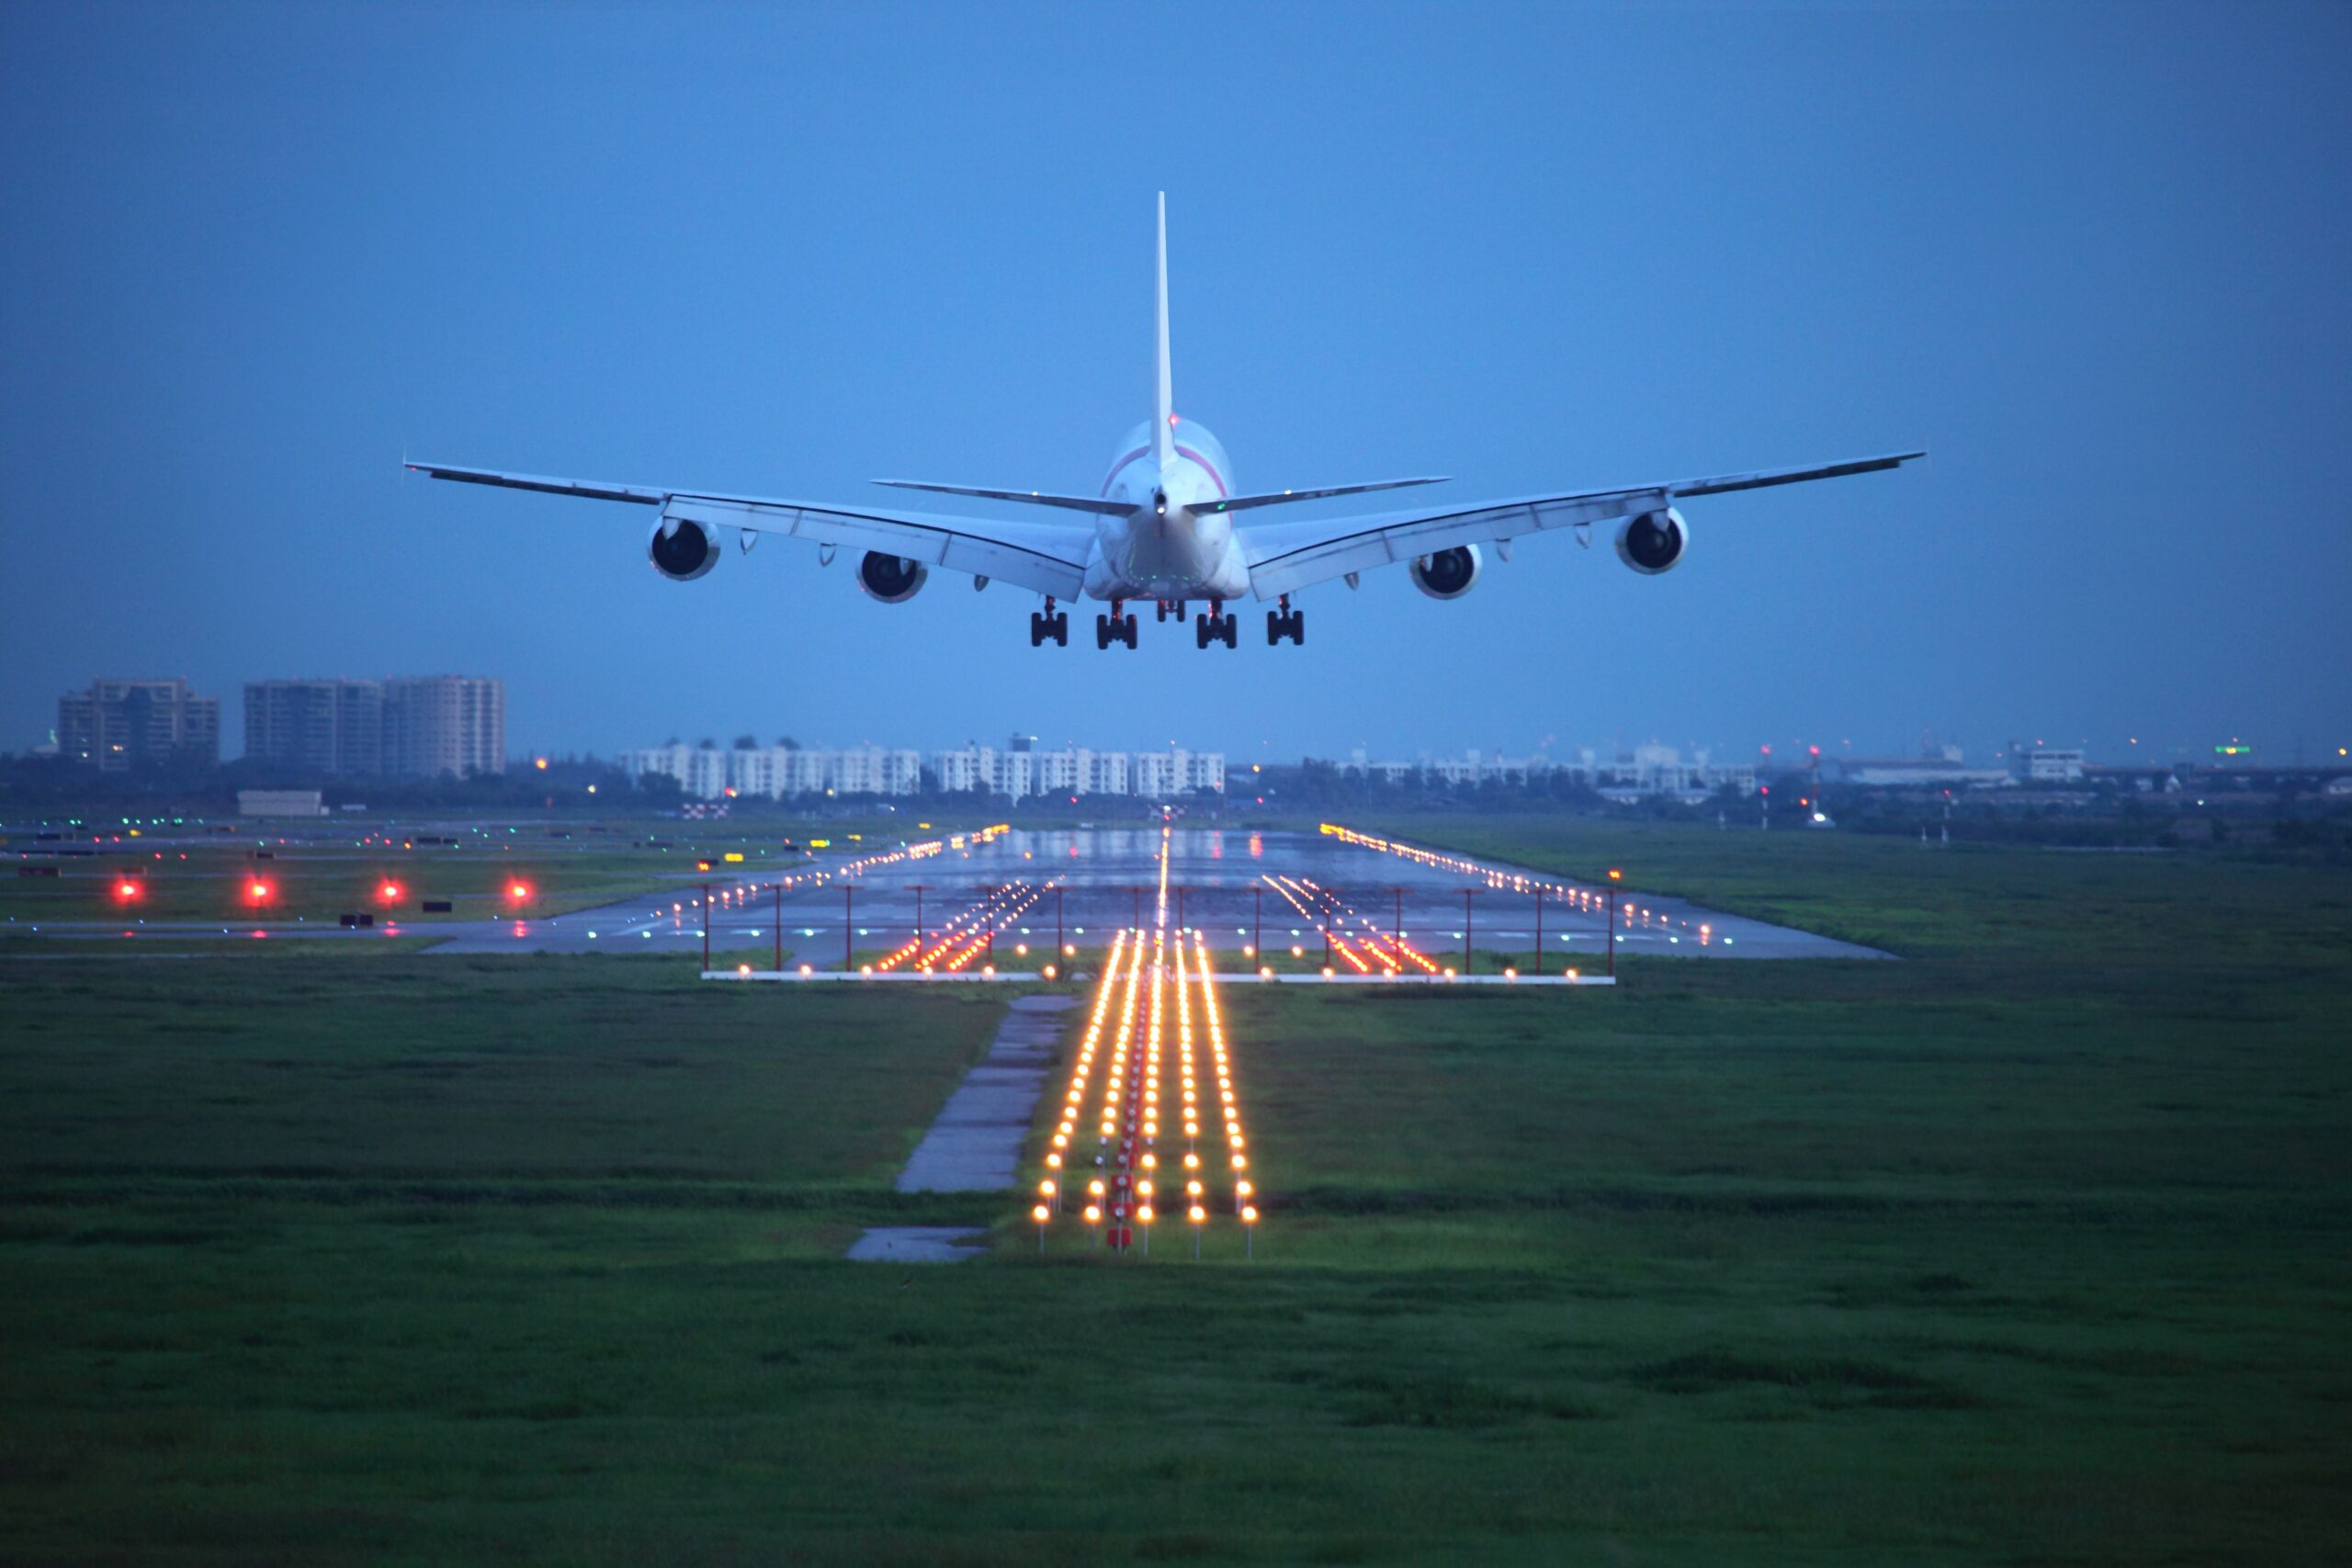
(8, 827), (1887, 963)
(543, 826), (1884, 964)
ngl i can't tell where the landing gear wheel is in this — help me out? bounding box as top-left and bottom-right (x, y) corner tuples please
(1095, 614), (1114, 650)
(1266, 610), (1283, 646)
(1052, 611), (1069, 646)
(1155, 601), (1170, 623)
(1123, 614), (1139, 649)
(1197, 612), (1238, 649)
(1265, 607), (1305, 646)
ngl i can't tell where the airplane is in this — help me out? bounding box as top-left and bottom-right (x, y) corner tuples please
(407, 194), (1922, 651)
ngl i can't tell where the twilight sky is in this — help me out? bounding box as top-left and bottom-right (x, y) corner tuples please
(4, 1), (2347, 770)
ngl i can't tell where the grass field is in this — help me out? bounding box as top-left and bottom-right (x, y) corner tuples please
(1, 813), (989, 929)
(2, 821), (2347, 1562)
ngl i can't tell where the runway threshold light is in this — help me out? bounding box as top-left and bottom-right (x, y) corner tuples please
(378, 880), (403, 903)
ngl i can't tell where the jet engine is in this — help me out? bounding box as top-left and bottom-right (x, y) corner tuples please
(648, 518), (719, 581)
(1614, 507), (1690, 575)
(1409, 544), (1482, 600)
(856, 551), (929, 604)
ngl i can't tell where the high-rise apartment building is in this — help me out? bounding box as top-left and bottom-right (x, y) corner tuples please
(381, 677), (504, 778)
(243, 679), (384, 775)
(58, 678), (220, 773)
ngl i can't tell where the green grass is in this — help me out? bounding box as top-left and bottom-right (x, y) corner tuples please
(2, 822), (2348, 1562)
(0, 813), (995, 927)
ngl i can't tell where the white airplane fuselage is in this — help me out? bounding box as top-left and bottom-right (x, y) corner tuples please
(1082, 418), (1251, 603)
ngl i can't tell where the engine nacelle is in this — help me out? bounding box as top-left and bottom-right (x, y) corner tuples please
(1409, 543), (1482, 601)
(1615, 507), (1690, 575)
(856, 551), (929, 604)
(648, 518), (719, 581)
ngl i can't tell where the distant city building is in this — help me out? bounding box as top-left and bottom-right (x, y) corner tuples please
(626, 735), (1223, 803)
(237, 788), (328, 818)
(1823, 747), (2013, 789)
(381, 676), (504, 778)
(240, 674), (503, 778)
(243, 679), (384, 775)
(1338, 745), (1750, 798)
(58, 677), (220, 772)
(2010, 746), (2086, 784)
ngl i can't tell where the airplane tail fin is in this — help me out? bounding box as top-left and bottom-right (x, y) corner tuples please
(1154, 192), (1175, 468)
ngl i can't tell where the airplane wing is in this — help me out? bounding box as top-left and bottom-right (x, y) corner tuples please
(1239, 452), (1924, 601)
(868, 479), (1134, 515)
(1199, 477), (1451, 513)
(407, 462), (1091, 599)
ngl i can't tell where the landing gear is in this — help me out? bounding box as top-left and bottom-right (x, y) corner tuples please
(1193, 602), (1238, 649)
(1095, 602), (1139, 649)
(1266, 595), (1305, 646)
(1029, 599), (1069, 647)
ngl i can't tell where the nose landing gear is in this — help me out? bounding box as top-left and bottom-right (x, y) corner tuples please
(1266, 595), (1306, 646)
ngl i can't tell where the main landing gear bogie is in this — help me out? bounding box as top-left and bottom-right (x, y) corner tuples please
(1030, 601), (1070, 647)
(1095, 609), (1139, 649)
(1267, 599), (1306, 646)
(1193, 609), (1238, 649)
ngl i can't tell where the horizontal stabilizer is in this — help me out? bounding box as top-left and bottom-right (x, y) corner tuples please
(871, 480), (1132, 516)
(1200, 477), (1450, 514)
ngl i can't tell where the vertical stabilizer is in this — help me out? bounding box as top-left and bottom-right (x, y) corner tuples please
(1154, 192), (1175, 467)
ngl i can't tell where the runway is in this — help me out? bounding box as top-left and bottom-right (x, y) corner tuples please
(7, 826), (1887, 963)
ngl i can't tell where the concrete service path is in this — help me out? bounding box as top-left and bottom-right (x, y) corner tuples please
(849, 993), (1077, 1263)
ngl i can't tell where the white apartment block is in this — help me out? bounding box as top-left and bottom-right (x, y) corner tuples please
(1340, 745), (1752, 797)
(627, 739), (1217, 803)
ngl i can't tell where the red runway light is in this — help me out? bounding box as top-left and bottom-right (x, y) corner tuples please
(506, 881), (533, 902)
(245, 879), (274, 905)
(114, 879), (142, 902)
(378, 880), (403, 904)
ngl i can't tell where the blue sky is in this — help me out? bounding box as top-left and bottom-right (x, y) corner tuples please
(4, 2), (2347, 769)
